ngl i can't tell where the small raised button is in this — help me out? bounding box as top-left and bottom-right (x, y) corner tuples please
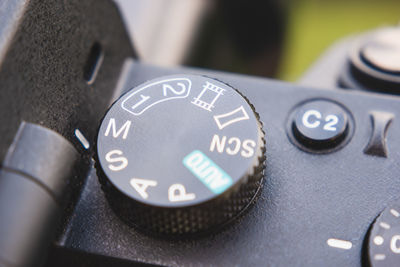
(292, 100), (349, 151)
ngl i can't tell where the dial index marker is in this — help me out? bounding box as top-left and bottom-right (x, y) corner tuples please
(326, 238), (353, 250)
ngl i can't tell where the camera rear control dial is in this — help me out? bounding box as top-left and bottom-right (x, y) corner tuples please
(368, 201), (400, 266)
(340, 27), (400, 93)
(96, 75), (265, 236)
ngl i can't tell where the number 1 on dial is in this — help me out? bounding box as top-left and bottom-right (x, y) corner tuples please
(131, 94), (150, 111)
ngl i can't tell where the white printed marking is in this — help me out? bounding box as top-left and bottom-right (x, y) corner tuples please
(323, 115), (339, 131)
(168, 184), (196, 202)
(391, 235), (400, 253)
(162, 83), (186, 96)
(130, 178), (157, 199)
(213, 106), (250, 130)
(390, 209), (400, 217)
(121, 78), (191, 116)
(209, 134), (256, 158)
(380, 222), (391, 229)
(130, 94), (150, 110)
(302, 110), (339, 132)
(374, 254), (386, 261)
(191, 81), (225, 112)
(374, 236), (384, 246)
(326, 238), (352, 250)
(226, 137), (241, 155)
(303, 110), (321, 128)
(75, 129), (90, 149)
(241, 139), (256, 158)
(104, 118), (131, 139)
(105, 150), (128, 171)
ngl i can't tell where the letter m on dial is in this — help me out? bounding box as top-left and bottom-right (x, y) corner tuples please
(104, 118), (132, 139)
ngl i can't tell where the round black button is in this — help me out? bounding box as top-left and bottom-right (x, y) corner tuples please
(292, 100), (349, 150)
(96, 74), (265, 236)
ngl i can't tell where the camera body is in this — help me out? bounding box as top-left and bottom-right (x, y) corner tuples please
(0, 1), (399, 266)
(47, 63), (400, 267)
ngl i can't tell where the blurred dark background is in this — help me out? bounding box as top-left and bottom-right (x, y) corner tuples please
(116, 0), (399, 81)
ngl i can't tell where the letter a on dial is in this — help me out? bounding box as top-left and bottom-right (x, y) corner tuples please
(130, 178), (158, 199)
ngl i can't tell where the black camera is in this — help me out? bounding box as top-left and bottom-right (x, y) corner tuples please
(0, 1), (399, 266)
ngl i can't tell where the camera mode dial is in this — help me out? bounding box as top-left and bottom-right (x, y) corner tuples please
(96, 75), (265, 236)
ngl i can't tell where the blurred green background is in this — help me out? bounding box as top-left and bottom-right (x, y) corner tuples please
(279, 0), (400, 81)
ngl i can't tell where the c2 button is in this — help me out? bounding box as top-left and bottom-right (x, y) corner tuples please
(292, 100), (350, 151)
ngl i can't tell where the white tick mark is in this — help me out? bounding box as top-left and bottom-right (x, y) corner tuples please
(75, 129), (90, 149)
(374, 254), (386, 261)
(390, 209), (400, 218)
(379, 222), (391, 229)
(326, 238), (352, 250)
